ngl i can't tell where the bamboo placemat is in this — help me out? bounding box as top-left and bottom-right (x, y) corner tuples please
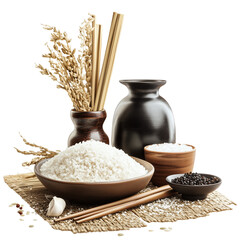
(4, 173), (236, 233)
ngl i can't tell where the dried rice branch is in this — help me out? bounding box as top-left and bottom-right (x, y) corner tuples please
(15, 134), (60, 167)
(36, 15), (94, 112)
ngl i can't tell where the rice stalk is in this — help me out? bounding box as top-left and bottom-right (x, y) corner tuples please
(36, 15), (94, 112)
(15, 134), (60, 166)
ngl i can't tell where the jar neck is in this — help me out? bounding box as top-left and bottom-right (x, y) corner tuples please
(120, 80), (166, 98)
(129, 91), (159, 98)
(70, 110), (106, 128)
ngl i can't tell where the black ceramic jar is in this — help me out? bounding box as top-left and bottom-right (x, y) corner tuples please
(112, 80), (176, 159)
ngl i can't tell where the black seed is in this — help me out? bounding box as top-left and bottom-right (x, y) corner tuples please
(171, 172), (220, 185)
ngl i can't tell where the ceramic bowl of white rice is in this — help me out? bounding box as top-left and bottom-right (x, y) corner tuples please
(34, 140), (154, 203)
(144, 143), (196, 187)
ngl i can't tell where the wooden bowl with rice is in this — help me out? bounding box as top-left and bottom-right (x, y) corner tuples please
(34, 157), (154, 203)
(144, 143), (196, 186)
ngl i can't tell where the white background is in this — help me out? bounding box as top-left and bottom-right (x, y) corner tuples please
(0, 0), (239, 239)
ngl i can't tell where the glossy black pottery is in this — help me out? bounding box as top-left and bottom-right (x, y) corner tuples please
(112, 80), (176, 159)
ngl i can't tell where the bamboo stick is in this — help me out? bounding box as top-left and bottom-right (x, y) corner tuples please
(98, 13), (123, 110)
(55, 185), (171, 222)
(93, 12), (118, 111)
(95, 24), (102, 101)
(76, 190), (174, 224)
(91, 15), (97, 108)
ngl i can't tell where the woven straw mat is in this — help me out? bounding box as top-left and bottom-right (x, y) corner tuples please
(4, 173), (236, 234)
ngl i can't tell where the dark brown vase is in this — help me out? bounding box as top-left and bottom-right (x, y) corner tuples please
(68, 109), (109, 147)
(112, 79), (176, 159)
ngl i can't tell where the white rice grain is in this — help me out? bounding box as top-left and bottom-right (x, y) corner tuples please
(40, 140), (147, 182)
(146, 143), (193, 152)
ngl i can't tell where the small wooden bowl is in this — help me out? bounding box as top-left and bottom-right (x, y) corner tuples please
(166, 173), (222, 200)
(144, 144), (196, 186)
(34, 157), (154, 204)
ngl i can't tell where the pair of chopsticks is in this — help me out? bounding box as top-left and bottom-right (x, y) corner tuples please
(55, 185), (174, 224)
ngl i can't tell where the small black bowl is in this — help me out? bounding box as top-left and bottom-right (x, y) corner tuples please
(166, 173), (222, 200)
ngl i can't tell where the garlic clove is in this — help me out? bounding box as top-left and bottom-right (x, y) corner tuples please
(47, 196), (66, 217)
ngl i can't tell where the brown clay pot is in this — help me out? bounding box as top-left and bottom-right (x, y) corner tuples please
(68, 109), (109, 147)
(144, 144), (196, 186)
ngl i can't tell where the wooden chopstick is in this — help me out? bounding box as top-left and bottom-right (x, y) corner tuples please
(74, 185), (171, 221)
(76, 189), (175, 224)
(98, 13), (124, 110)
(74, 207), (113, 221)
(94, 12), (118, 111)
(95, 24), (102, 102)
(55, 185), (171, 222)
(91, 15), (97, 107)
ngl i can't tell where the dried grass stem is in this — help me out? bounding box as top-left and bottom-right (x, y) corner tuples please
(15, 134), (60, 166)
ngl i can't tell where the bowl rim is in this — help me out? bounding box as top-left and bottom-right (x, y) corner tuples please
(34, 157), (155, 186)
(144, 143), (196, 154)
(166, 173), (222, 188)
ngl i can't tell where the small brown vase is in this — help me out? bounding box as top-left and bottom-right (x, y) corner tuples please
(68, 109), (109, 147)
